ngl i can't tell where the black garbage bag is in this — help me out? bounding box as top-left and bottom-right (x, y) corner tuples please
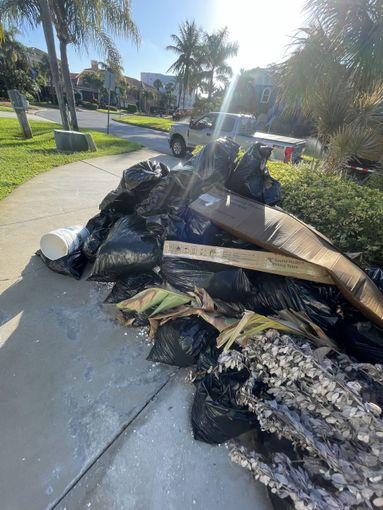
(226, 143), (282, 205)
(165, 208), (221, 245)
(88, 215), (162, 282)
(186, 137), (240, 187)
(135, 169), (203, 217)
(83, 211), (119, 261)
(105, 272), (163, 303)
(165, 208), (188, 241)
(365, 267), (383, 293)
(147, 317), (218, 367)
(118, 160), (169, 201)
(161, 258), (252, 302)
(183, 210), (221, 245)
(336, 320), (383, 364)
(191, 371), (260, 444)
(37, 249), (87, 280)
(99, 189), (135, 215)
(244, 271), (341, 333)
(193, 344), (223, 384)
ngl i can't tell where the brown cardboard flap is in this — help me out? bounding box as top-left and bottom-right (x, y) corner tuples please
(163, 241), (334, 285)
(190, 187), (383, 327)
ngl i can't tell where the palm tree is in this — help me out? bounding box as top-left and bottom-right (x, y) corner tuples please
(200, 27), (238, 101)
(49, 0), (139, 130)
(280, 24), (383, 167)
(167, 20), (201, 109)
(1, 0), (139, 130)
(305, 0), (383, 89)
(1, 0), (70, 128)
(165, 81), (175, 108)
(153, 78), (163, 92)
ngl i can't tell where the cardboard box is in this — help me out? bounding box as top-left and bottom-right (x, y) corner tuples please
(163, 241), (334, 285)
(190, 187), (383, 327)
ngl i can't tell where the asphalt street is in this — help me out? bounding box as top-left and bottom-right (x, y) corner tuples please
(36, 109), (173, 154)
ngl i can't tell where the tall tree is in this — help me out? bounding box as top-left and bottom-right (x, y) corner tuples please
(153, 78), (163, 92)
(1, 0), (70, 128)
(280, 15), (383, 166)
(200, 27), (238, 101)
(1, 0), (139, 130)
(0, 28), (40, 96)
(165, 81), (175, 108)
(305, 0), (383, 89)
(167, 20), (201, 109)
(49, 0), (139, 130)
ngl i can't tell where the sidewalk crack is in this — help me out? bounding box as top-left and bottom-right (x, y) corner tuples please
(50, 372), (177, 509)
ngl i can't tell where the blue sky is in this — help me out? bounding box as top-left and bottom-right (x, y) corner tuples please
(17, 0), (306, 79)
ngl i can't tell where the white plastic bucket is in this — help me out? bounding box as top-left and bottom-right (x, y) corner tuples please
(40, 225), (89, 260)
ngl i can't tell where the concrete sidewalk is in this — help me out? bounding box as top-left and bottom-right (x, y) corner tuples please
(0, 109), (55, 122)
(0, 150), (271, 510)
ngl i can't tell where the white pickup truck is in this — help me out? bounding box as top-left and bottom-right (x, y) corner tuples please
(169, 112), (306, 162)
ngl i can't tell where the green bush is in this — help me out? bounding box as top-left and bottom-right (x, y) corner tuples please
(80, 101), (98, 110)
(126, 104), (137, 113)
(365, 172), (383, 192)
(268, 162), (383, 266)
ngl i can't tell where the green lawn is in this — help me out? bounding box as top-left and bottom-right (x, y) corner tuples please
(29, 101), (59, 109)
(0, 117), (142, 201)
(0, 106), (14, 112)
(113, 115), (174, 132)
(97, 108), (122, 114)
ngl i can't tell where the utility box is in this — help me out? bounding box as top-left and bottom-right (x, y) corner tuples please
(54, 130), (97, 152)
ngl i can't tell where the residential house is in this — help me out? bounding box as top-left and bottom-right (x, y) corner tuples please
(70, 62), (159, 111)
(141, 72), (195, 109)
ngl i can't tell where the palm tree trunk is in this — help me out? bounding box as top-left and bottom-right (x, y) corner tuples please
(207, 70), (214, 102)
(59, 39), (79, 130)
(182, 71), (188, 109)
(177, 82), (182, 108)
(38, 0), (69, 130)
(182, 88), (186, 109)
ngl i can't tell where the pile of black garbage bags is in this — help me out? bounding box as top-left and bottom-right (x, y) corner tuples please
(38, 138), (383, 445)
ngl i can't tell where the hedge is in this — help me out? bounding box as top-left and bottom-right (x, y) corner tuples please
(80, 101), (98, 110)
(126, 104), (137, 114)
(268, 162), (383, 266)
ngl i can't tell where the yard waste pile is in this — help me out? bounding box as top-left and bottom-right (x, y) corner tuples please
(38, 138), (383, 510)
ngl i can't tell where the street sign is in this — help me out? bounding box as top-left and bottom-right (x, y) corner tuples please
(103, 70), (116, 135)
(104, 70), (116, 91)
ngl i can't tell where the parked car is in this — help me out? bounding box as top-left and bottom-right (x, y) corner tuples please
(168, 112), (306, 161)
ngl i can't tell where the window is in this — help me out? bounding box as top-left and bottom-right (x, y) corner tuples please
(219, 116), (236, 132)
(260, 87), (271, 104)
(192, 114), (216, 130)
(238, 117), (257, 135)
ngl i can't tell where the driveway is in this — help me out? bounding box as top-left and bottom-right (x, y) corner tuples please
(36, 109), (172, 155)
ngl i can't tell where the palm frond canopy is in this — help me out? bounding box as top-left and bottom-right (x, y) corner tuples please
(305, 0), (383, 88)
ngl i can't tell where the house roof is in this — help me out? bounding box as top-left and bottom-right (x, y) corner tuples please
(125, 76), (142, 88)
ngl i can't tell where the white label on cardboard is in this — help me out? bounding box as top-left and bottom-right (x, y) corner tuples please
(198, 193), (221, 207)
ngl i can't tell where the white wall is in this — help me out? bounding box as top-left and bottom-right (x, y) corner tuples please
(141, 72), (195, 109)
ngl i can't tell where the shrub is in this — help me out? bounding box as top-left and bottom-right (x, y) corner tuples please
(365, 172), (383, 192)
(268, 162), (383, 266)
(80, 101), (98, 110)
(126, 104), (137, 114)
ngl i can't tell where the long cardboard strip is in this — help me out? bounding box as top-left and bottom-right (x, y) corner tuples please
(190, 187), (383, 327)
(163, 241), (334, 285)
